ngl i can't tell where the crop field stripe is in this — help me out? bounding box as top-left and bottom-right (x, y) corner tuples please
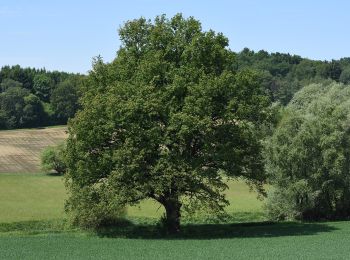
(0, 127), (67, 173)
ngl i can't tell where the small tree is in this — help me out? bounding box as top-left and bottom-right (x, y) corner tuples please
(41, 143), (67, 175)
(65, 14), (271, 233)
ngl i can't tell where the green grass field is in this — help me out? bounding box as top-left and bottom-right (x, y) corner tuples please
(1, 221), (350, 259)
(0, 173), (264, 222)
(0, 173), (67, 223)
(1, 173), (350, 259)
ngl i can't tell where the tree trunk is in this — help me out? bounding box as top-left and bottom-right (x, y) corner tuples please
(163, 199), (181, 234)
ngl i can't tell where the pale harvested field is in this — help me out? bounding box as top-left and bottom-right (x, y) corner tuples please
(0, 127), (67, 173)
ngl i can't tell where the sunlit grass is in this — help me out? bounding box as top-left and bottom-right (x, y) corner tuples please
(0, 173), (264, 223)
(0, 173), (67, 223)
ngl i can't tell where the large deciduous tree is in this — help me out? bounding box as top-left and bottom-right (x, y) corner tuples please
(65, 14), (271, 233)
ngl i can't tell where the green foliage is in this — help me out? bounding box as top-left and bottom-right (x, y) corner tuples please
(339, 67), (350, 83)
(22, 94), (45, 127)
(41, 143), (67, 175)
(265, 82), (350, 220)
(42, 102), (55, 123)
(327, 60), (342, 81)
(0, 65), (36, 90)
(0, 87), (44, 128)
(33, 74), (54, 102)
(65, 185), (126, 229)
(0, 41), (349, 130)
(265, 180), (312, 220)
(0, 78), (23, 91)
(65, 14), (272, 233)
(233, 49), (349, 104)
(0, 87), (28, 128)
(0, 65), (83, 129)
(51, 78), (80, 122)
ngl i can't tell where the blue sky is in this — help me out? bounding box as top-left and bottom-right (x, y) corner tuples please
(1, 0), (349, 74)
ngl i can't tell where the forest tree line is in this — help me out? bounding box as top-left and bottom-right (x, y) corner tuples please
(234, 48), (350, 104)
(2, 50), (350, 130)
(0, 65), (82, 129)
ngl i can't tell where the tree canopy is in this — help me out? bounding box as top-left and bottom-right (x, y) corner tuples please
(265, 81), (350, 220)
(65, 14), (272, 233)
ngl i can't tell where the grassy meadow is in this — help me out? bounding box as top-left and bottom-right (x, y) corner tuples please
(0, 173), (264, 222)
(0, 173), (66, 223)
(1, 173), (350, 259)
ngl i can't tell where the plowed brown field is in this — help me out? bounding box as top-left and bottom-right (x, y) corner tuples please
(0, 127), (67, 173)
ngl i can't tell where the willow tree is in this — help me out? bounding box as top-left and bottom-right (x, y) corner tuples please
(65, 14), (271, 233)
(265, 82), (350, 220)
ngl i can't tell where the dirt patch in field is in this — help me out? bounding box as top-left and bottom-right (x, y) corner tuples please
(0, 127), (67, 173)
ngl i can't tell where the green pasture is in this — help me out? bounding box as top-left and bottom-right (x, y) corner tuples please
(0, 173), (67, 223)
(0, 173), (264, 223)
(1, 173), (350, 259)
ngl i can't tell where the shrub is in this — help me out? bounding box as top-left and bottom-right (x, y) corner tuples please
(41, 142), (67, 175)
(65, 184), (126, 229)
(264, 180), (314, 221)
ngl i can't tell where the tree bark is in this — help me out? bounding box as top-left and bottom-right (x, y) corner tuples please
(163, 199), (182, 234)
